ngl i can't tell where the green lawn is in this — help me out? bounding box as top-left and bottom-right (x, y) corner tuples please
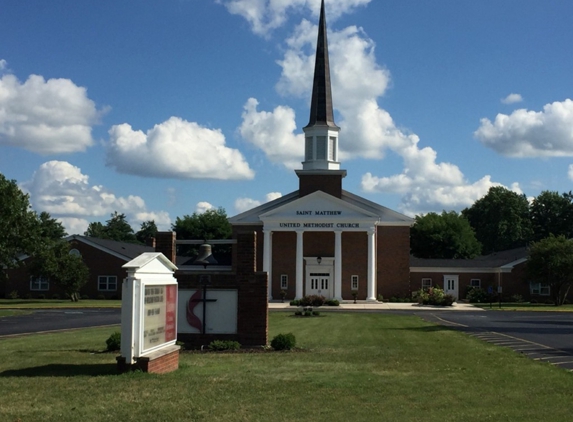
(0, 299), (121, 309)
(474, 302), (573, 312)
(1, 313), (572, 421)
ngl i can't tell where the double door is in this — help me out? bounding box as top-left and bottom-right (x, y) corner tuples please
(307, 272), (331, 297)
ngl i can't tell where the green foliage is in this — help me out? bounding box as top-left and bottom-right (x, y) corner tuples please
(85, 212), (138, 243)
(324, 299), (339, 306)
(466, 287), (491, 303)
(299, 295), (326, 307)
(530, 191), (573, 242)
(412, 287), (455, 306)
(289, 299), (300, 306)
(411, 211), (481, 259)
(527, 235), (573, 306)
(173, 208), (231, 240)
(135, 220), (158, 244)
(106, 332), (121, 351)
(208, 340), (241, 351)
(30, 241), (89, 302)
(377, 294), (384, 302)
(462, 186), (532, 254)
(8, 290), (19, 299)
(270, 333), (296, 350)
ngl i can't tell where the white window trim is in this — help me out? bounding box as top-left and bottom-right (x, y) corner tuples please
(351, 275), (359, 290)
(280, 274), (288, 290)
(98, 275), (118, 292)
(422, 278), (432, 291)
(470, 279), (481, 288)
(30, 276), (49, 291)
(530, 282), (550, 296)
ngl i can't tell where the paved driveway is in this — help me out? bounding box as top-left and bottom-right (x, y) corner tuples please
(0, 308), (121, 338)
(418, 310), (573, 371)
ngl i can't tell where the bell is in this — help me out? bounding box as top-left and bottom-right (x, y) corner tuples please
(193, 242), (218, 268)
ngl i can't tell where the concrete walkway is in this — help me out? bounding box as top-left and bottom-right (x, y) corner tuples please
(268, 301), (483, 311)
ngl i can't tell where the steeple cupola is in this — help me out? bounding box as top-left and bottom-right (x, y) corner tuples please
(301, 0), (341, 172)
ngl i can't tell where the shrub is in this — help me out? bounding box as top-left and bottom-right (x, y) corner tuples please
(37, 294), (45, 299)
(106, 332), (121, 351)
(312, 311), (320, 316)
(299, 295), (326, 307)
(270, 333), (296, 351)
(324, 299), (339, 306)
(97, 294), (106, 300)
(412, 287), (454, 306)
(510, 294), (524, 303)
(8, 290), (19, 299)
(377, 294), (384, 302)
(208, 340), (241, 351)
(52, 294), (60, 300)
(290, 299), (301, 306)
(466, 287), (490, 303)
(81, 294), (90, 300)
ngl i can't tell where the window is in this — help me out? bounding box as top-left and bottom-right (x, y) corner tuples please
(422, 278), (432, 291)
(329, 137), (336, 161)
(98, 276), (118, 291)
(470, 279), (481, 288)
(30, 276), (49, 291)
(351, 275), (359, 290)
(316, 136), (327, 159)
(69, 248), (81, 257)
(530, 282), (550, 296)
(280, 274), (288, 290)
(305, 137), (313, 161)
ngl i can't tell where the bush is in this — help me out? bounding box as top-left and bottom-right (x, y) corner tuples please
(312, 311), (320, 316)
(466, 287), (490, 303)
(324, 299), (339, 306)
(377, 294), (384, 302)
(290, 299), (301, 306)
(106, 332), (121, 351)
(81, 294), (90, 300)
(270, 333), (296, 351)
(97, 294), (106, 300)
(8, 290), (19, 299)
(52, 294), (60, 300)
(37, 294), (45, 299)
(299, 295), (326, 307)
(412, 287), (454, 306)
(208, 340), (241, 351)
(510, 294), (524, 303)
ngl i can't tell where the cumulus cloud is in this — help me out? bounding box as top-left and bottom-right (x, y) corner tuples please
(106, 117), (255, 180)
(196, 202), (215, 213)
(0, 73), (103, 154)
(21, 161), (171, 234)
(219, 0), (371, 36)
(501, 93), (523, 104)
(0, 59), (7, 72)
(568, 164), (573, 181)
(239, 98), (303, 169)
(475, 99), (573, 157)
(234, 191), (282, 213)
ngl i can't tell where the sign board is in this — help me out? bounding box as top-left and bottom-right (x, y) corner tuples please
(121, 253), (178, 364)
(178, 289), (238, 334)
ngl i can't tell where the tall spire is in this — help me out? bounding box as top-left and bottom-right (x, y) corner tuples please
(305, 0), (338, 129)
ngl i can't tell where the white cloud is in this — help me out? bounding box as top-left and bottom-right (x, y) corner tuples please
(59, 217), (91, 236)
(568, 164), (573, 181)
(501, 93), (523, 104)
(196, 202), (215, 214)
(219, 0), (371, 36)
(0, 59), (7, 71)
(106, 117), (255, 180)
(239, 98), (303, 169)
(234, 191), (282, 213)
(0, 73), (103, 154)
(132, 211), (172, 230)
(475, 99), (573, 157)
(21, 160), (171, 234)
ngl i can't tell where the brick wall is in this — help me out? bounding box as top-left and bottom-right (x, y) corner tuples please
(298, 174), (343, 198)
(377, 226), (411, 300)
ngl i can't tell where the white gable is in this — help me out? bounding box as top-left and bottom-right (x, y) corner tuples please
(122, 252), (178, 274)
(260, 191), (380, 231)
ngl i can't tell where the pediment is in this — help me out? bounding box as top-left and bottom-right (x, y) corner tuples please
(260, 190), (378, 221)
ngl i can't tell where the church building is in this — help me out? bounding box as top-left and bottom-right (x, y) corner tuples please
(229, 0), (413, 302)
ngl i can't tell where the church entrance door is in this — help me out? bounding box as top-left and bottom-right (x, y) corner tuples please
(307, 272), (331, 298)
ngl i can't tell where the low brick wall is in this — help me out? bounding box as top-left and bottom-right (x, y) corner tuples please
(116, 345), (181, 374)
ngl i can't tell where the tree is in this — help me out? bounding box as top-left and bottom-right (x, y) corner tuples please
(411, 211), (482, 259)
(172, 208), (231, 240)
(529, 191), (573, 242)
(527, 235), (573, 306)
(38, 211), (67, 241)
(30, 241), (89, 302)
(172, 208), (232, 257)
(0, 173), (42, 275)
(462, 186), (532, 254)
(136, 220), (158, 244)
(84, 212), (138, 243)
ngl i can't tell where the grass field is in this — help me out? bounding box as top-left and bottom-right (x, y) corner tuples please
(1, 312), (573, 422)
(474, 302), (573, 312)
(0, 299), (121, 309)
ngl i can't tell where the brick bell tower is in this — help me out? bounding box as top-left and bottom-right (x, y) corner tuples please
(296, 0), (347, 199)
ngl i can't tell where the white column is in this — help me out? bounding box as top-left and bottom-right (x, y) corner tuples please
(296, 230), (304, 299)
(263, 230), (273, 300)
(367, 228), (377, 302)
(334, 230), (342, 301)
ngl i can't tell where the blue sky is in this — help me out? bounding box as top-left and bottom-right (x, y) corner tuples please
(1, 0), (573, 235)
